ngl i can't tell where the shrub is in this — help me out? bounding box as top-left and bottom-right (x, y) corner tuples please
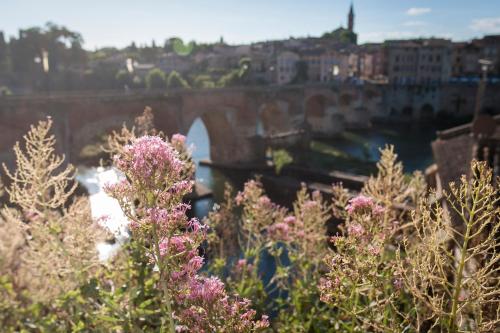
(0, 118), (106, 311)
(145, 68), (167, 90)
(167, 70), (191, 89)
(0, 86), (12, 96)
(271, 149), (293, 175)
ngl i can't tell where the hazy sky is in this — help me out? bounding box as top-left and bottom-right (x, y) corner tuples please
(2, 0), (500, 49)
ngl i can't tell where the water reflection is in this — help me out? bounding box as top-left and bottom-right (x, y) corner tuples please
(76, 166), (129, 260)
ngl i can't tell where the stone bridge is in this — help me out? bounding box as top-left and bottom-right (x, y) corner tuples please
(0, 84), (382, 165)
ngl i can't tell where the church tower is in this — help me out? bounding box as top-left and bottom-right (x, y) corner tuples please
(348, 3), (355, 32)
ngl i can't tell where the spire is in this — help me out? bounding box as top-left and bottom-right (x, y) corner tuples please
(348, 2), (355, 32)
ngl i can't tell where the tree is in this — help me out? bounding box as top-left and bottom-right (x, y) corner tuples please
(166, 71), (190, 89)
(10, 22), (86, 74)
(164, 37), (194, 56)
(322, 27), (358, 44)
(145, 68), (166, 90)
(216, 57), (253, 88)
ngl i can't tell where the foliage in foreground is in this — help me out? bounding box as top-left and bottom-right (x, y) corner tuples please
(0, 115), (498, 332)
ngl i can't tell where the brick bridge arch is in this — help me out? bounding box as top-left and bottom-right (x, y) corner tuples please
(0, 84), (376, 166)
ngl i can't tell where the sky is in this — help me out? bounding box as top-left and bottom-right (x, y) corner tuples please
(1, 0), (500, 49)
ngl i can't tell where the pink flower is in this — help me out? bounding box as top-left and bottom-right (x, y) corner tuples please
(284, 216), (296, 226)
(258, 196), (272, 208)
(147, 208), (169, 225)
(158, 235), (192, 257)
(347, 223), (365, 237)
(255, 315), (270, 329)
(346, 195), (374, 214)
(235, 259), (253, 274)
(268, 222), (290, 241)
(188, 276), (225, 303)
(372, 204), (385, 216)
(117, 136), (183, 187)
(346, 194), (384, 216)
(171, 133), (186, 145)
(368, 244), (381, 256)
(170, 180), (193, 196)
(235, 192), (244, 205)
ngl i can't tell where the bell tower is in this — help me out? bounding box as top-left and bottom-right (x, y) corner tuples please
(348, 3), (355, 32)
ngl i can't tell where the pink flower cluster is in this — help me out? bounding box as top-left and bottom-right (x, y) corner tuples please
(171, 133), (186, 145)
(115, 135), (183, 187)
(108, 135), (267, 331)
(235, 180), (269, 207)
(267, 214), (308, 242)
(268, 222), (291, 242)
(346, 195), (384, 216)
(235, 259), (254, 274)
(177, 276), (269, 332)
(347, 223), (365, 237)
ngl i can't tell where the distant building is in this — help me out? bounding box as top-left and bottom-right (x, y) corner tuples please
(452, 42), (481, 77)
(276, 51), (300, 84)
(358, 44), (387, 82)
(320, 50), (350, 81)
(320, 51), (341, 82)
(302, 49), (323, 82)
(477, 35), (500, 76)
(386, 39), (452, 85)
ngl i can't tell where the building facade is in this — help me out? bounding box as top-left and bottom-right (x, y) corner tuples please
(386, 39), (452, 85)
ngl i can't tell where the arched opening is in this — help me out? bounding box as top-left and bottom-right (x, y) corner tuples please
(186, 117), (215, 219)
(187, 117), (210, 163)
(185, 109), (239, 186)
(420, 104), (434, 120)
(185, 110), (247, 218)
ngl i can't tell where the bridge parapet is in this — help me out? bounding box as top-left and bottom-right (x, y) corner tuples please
(0, 84), (380, 166)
